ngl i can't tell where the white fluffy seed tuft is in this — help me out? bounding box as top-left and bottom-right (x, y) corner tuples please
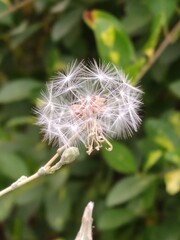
(35, 60), (143, 154)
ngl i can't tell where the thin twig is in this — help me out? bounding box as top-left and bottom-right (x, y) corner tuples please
(0, 0), (35, 19)
(135, 21), (180, 82)
(0, 147), (79, 198)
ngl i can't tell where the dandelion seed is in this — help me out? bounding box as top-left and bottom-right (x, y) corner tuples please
(36, 60), (143, 154)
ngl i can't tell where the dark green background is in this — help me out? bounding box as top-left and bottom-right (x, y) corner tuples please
(0, 0), (180, 239)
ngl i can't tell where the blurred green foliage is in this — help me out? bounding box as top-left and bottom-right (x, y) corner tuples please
(0, 0), (180, 239)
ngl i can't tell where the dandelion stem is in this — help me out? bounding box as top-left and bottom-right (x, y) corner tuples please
(0, 147), (79, 198)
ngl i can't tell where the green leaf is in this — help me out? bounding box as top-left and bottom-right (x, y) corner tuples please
(0, 79), (41, 104)
(124, 57), (146, 81)
(8, 21), (28, 36)
(10, 23), (41, 49)
(15, 181), (44, 206)
(143, 150), (163, 171)
(164, 169), (180, 195)
(142, 0), (178, 57)
(50, 0), (70, 14)
(143, 15), (163, 58)
(98, 183), (157, 230)
(6, 116), (34, 128)
(122, 0), (151, 35)
(46, 168), (70, 194)
(159, 42), (180, 65)
(51, 8), (82, 42)
(83, 10), (135, 67)
(141, 221), (180, 240)
(143, 0), (178, 24)
(0, 194), (14, 221)
(71, 159), (99, 177)
(0, 152), (29, 179)
(163, 111), (180, 138)
(169, 80), (180, 99)
(137, 138), (158, 157)
(0, 2), (13, 26)
(106, 174), (156, 206)
(34, 0), (52, 12)
(45, 187), (71, 231)
(164, 148), (180, 167)
(145, 118), (180, 151)
(98, 208), (136, 230)
(127, 183), (157, 214)
(102, 141), (136, 173)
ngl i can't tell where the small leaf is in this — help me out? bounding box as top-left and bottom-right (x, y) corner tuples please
(145, 118), (179, 151)
(98, 208), (136, 230)
(144, 0), (178, 25)
(0, 194), (14, 221)
(102, 141), (136, 173)
(164, 111), (180, 138)
(51, 8), (82, 42)
(143, 150), (163, 171)
(8, 21), (28, 36)
(106, 174), (156, 206)
(0, 152), (29, 179)
(169, 80), (180, 99)
(164, 169), (180, 195)
(10, 23), (41, 49)
(45, 187), (71, 231)
(164, 149), (180, 167)
(0, 79), (41, 104)
(50, 0), (70, 13)
(6, 116), (34, 128)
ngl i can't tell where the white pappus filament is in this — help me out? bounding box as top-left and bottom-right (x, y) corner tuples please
(36, 60), (143, 154)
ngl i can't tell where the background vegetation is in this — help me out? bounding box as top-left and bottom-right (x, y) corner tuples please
(0, 0), (180, 239)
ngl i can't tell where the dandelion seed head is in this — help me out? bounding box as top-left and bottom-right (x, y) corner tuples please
(36, 60), (143, 154)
